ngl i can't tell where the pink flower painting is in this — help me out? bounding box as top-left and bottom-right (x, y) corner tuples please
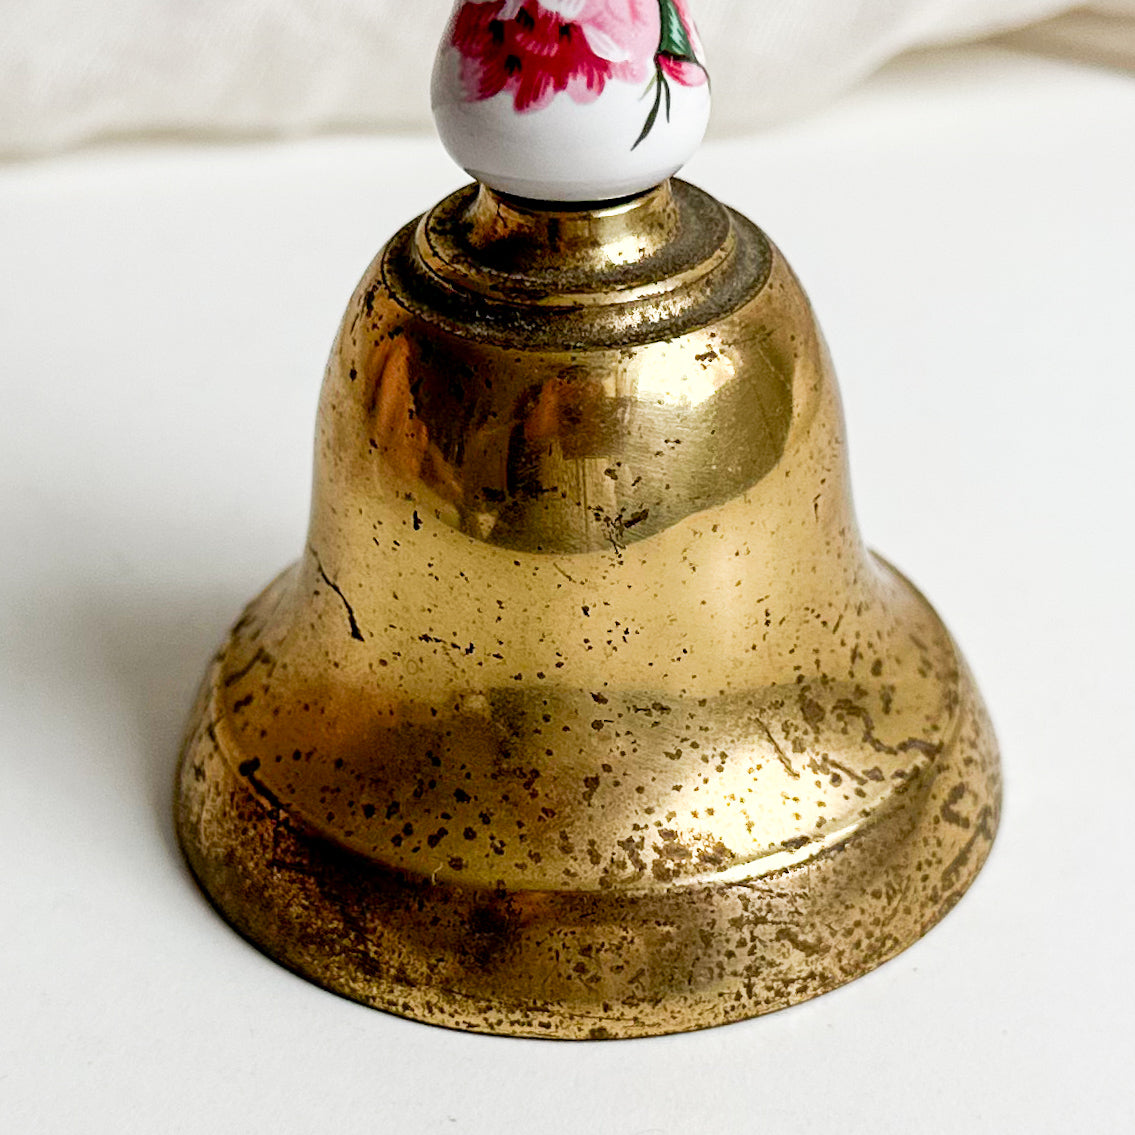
(451, 0), (707, 148)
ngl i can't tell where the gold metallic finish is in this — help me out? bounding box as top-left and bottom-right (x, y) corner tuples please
(176, 179), (1000, 1039)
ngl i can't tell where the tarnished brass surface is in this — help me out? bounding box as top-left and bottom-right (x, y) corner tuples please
(176, 180), (1000, 1038)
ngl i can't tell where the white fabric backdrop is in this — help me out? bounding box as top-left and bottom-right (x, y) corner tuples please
(2, 0), (1133, 155)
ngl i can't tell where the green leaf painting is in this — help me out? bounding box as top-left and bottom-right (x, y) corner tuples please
(633, 0), (707, 150)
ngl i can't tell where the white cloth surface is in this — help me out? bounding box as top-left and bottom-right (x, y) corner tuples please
(2, 42), (1134, 1135)
(2, 0), (1134, 155)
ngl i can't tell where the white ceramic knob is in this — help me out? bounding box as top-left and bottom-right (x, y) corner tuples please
(432, 0), (711, 202)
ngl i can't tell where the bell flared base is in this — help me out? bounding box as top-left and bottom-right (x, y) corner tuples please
(175, 559), (1000, 1041)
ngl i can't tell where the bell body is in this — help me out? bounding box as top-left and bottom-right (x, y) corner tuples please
(175, 180), (1000, 1038)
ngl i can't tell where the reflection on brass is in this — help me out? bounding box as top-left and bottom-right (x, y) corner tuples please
(176, 180), (1000, 1039)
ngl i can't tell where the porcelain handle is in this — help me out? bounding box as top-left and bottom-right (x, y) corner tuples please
(431, 0), (711, 202)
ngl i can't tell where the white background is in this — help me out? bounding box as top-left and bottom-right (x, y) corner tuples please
(2, 43), (1134, 1134)
(0, 0), (1112, 153)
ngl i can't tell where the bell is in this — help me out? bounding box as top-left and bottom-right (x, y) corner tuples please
(176, 1), (1000, 1039)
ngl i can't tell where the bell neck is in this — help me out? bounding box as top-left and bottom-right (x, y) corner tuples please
(411, 177), (739, 321)
(460, 181), (681, 276)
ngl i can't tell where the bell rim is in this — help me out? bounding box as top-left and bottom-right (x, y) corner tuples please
(175, 558), (1001, 1040)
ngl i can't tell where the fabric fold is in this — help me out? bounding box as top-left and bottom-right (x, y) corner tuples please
(1, 0), (1132, 155)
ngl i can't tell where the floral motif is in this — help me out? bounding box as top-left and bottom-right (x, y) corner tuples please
(451, 0), (706, 146)
(635, 0), (706, 147)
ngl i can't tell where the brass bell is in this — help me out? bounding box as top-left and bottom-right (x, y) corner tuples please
(176, 2), (1000, 1039)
